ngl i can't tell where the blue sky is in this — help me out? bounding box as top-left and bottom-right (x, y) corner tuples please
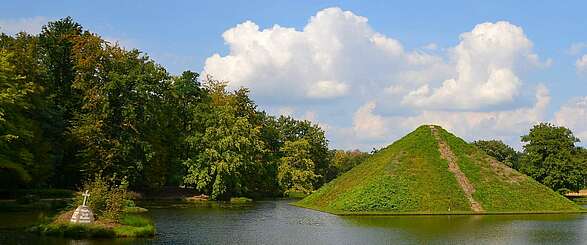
(2, 1), (586, 150)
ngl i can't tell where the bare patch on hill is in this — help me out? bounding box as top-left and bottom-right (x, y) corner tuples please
(429, 125), (484, 212)
(485, 157), (525, 183)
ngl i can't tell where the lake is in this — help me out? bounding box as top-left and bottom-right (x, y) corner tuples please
(0, 200), (585, 244)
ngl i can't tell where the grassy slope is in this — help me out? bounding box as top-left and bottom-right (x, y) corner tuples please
(297, 126), (471, 213)
(296, 125), (583, 214)
(438, 128), (582, 212)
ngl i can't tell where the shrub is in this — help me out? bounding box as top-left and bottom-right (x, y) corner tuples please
(75, 174), (130, 221)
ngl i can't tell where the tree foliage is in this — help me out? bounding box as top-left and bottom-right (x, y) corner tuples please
(519, 123), (586, 193)
(277, 139), (319, 195)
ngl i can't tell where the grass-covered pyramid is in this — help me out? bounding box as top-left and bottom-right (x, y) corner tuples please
(296, 125), (582, 214)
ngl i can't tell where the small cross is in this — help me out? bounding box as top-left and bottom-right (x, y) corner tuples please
(82, 190), (90, 206)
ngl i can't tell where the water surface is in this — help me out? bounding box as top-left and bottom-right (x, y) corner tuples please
(0, 200), (585, 244)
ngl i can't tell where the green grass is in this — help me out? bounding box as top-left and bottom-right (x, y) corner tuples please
(114, 214), (155, 237)
(35, 223), (116, 238)
(230, 197), (253, 203)
(296, 125), (584, 215)
(438, 128), (582, 212)
(36, 213), (155, 238)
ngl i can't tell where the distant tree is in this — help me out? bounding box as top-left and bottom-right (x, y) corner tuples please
(276, 116), (330, 188)
(278, 139), (320, 195)
(326, 149), (370, 181)
(472, 140), (520, 169)
(519, 123), (586, 193)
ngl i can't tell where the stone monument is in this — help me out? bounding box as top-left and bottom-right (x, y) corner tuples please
(70, 190), (94, 224)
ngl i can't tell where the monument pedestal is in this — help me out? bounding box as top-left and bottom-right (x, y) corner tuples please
(70, 205), (94, 224)
(70, 190), (94, 224)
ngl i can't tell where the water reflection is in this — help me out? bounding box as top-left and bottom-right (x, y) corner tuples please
(343, 213), (587, 244)
(0, 200), (585, 245)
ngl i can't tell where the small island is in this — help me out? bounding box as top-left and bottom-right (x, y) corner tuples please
(34, 176), (154, 238)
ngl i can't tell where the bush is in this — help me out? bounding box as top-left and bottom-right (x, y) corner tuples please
(75, 174), (130, 221)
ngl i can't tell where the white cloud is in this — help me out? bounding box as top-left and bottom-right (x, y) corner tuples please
(342, 85), (550, 149)
(568, 42), (587, 55)
(202, 7), (447, 103)
(352, 101), (388, 139)
(0, 16), (48, 35)
(203, 7), (559, 150)
(306, 80), (349, 98)
(575, 54), (587, 74)
(554, 96), (587, 142)
(402, 21), (539, 110)
(423, 43), (438, 50)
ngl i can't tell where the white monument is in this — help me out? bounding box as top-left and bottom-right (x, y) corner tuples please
(70, 190), (95, 224)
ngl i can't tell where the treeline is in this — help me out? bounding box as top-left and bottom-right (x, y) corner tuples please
(0, 17), (369, 200)
(473, 123), (587, 193)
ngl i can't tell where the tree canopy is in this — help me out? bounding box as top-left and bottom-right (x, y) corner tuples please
(519, 123), (586, 193)
(0, 17), (340, 200)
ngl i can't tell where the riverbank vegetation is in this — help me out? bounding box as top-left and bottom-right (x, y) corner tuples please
(1, 16), (585, 213)
(0, 17), (370, 201)
(35, 175), (154, 238)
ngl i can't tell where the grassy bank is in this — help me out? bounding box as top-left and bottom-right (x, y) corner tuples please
(34, 212), (155, 238)
(292, 201), (587, 216)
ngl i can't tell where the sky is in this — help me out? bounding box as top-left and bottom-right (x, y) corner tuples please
(2, 0), (586, 150)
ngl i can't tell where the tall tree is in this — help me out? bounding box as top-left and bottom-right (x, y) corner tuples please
(0, 50), (36, 186)
(72, 32), (169, 186)
(278, 139), (319, 195)
(520, 123), (586, 193)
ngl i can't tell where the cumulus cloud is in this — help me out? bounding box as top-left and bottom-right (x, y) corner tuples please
(352, 101), (388, 139)
(203, 7), (560, 150)
(575, 54), (587, 74)
(568, 42), (587, 55)
(203, 7), (448, 103)
(0, 16), (48, 35)
(402, 22), (540, 110)
(344, 85), (550, 149)
(554, 96), (587, 142)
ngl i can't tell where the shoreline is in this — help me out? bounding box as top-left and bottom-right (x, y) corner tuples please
(291, 202), (587, 216)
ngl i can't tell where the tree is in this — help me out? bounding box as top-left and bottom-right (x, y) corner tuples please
(277, 139), (320, 195)
(183, 80), (266, 200)
(72, 32), (170, 186)
(276, 116), (330, 187)
(472, 140), (520, 169)
(519, 123), (586, 193)
(0, 50), (36, 186)
(326, 149), (370, 181)
(183, 107), (266, 200)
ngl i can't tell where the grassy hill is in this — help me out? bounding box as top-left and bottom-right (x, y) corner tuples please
(295, 125), (583, 215)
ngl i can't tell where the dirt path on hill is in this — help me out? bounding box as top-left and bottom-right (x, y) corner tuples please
(429, 125), (484, 212)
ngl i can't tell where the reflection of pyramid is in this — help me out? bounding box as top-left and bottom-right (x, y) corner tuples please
(296, 125), (582, 214)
